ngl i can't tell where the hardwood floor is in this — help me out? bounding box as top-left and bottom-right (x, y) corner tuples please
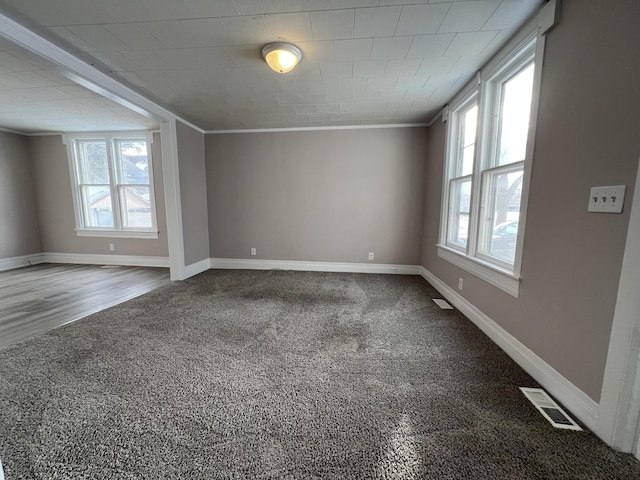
(0, 263), (171, 350)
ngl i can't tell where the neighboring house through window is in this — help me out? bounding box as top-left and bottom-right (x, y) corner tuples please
(65, 132), (158, 238)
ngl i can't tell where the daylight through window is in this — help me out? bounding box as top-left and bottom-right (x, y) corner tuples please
(438, 33), (541, 297)
(67, 133), (157, 237)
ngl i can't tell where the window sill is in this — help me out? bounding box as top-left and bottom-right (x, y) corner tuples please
(436, 244), (520, 298)
(76, 230), (159, 239)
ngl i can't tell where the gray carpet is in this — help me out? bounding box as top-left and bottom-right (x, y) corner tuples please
(0, 270), (638, 479)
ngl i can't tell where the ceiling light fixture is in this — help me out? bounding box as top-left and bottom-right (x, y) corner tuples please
(261, 42), (302, 73)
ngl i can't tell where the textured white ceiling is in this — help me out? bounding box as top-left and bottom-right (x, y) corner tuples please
(0, 0), (541, 133)
(0, 37), (158, 133)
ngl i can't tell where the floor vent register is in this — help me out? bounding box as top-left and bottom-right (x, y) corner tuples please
(433, 298), (453, 310)
(520, 387), (582, 430)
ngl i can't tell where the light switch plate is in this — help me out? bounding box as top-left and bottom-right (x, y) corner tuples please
(588, 185), (626, 213)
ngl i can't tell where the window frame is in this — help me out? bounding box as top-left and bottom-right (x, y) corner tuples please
(444, 92), (478, 254)
(65, 131), (159, 239)
(437, 25), (546, 298)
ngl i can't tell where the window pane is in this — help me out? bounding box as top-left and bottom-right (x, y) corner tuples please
(77, 141), (109, 184)
(116, 140), (149, 184)
(81, 185), (113, 227)
(462, 145), (475, 176)
(497, 62), (534, 166)
(463, 105), (477, 146)
(447, 178), (471, 248)
(121, 186), (152, 228)
(478, 167), (523, 264)
(459, 104), (477, 176)
(456, 105), (478, 177)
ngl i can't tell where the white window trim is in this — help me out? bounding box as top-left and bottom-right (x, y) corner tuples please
(64, 131), (159, 239)
(437, 245), (520, 297)
(443, 91), (477, 254)
(475, 161), (526, 271)
(75, 229), (158, 239)
(437, 9), (551, 298)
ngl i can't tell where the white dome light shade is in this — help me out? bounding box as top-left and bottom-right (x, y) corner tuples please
(261, 42), (302, 73)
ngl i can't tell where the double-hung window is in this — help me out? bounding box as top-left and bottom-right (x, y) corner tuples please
(439, 28), (544, 298)
(476, 41), (536, 269)
(67, 132), (158, 238)
(445, 95), (477, 251)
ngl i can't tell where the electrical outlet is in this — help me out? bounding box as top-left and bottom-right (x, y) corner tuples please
(250, 247), (256, 256)
(458, 278), (463, 290)
(109, 243), (115, 252)
(368, 252), (374, 261)
(588, 185), (626, 213)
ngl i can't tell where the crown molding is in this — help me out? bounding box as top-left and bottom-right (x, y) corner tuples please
(205, 123), (428, 134)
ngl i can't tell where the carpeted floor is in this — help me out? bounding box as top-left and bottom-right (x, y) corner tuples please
(0, 270), (639, 479)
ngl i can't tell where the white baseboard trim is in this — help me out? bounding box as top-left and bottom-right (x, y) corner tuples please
(0, 253), (46, 271)
(181, 258), (212, 279)
(418, 266), (600, 434)
(42, 252), (170, 268)
(210, 258), (421, 275)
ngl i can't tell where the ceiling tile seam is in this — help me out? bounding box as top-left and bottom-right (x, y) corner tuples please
(391, 5), (402, 38)
(54, 26), (94, 53)
(351, 6), (356, 43)
(477, 0), (506, 33)
(49, 9), (337, 32)
(446, 55), (464, 76)
(316, 9), (357, 41)
(434, 1), (454, 36)
(392, 5), (402, 37)
(31, 3), (361, 28)
(2, 4), (424, 29)
(392, 2), (452, 37)
(478, 30), (501, 56)
(229, 0), (242, 17)
(234, 4), (366, 18)
(23, 16), (241, 28)
(263, 15), (277, 44)
(137, 23), (173, 52)
(365, 36), (374, 62)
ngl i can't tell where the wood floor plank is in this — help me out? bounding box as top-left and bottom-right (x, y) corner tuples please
(0, 263), (171, 350)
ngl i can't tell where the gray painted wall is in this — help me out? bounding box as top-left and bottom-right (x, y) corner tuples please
(421, 0), (640, 402)
(0, 131), (42, 259)
(29, 133), (169, 257)
(176, 121), (209, 266)
(206, 128), (427, 264)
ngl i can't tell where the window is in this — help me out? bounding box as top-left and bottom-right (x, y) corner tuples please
(438, 32), (543, 297)
(67, 132), (158, 238)
(445, 96), (477, 251)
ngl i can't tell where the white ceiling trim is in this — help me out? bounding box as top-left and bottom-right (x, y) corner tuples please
(206, 123), (428, 134)
(0, 126), (27, 135)
(426, 109), (444, 127)
(1, 129), (156, 137)
(20, 131), (65, 137)
(0, 12), (205, 134)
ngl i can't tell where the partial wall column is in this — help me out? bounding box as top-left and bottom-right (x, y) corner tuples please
(160, 119), (210, 280)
